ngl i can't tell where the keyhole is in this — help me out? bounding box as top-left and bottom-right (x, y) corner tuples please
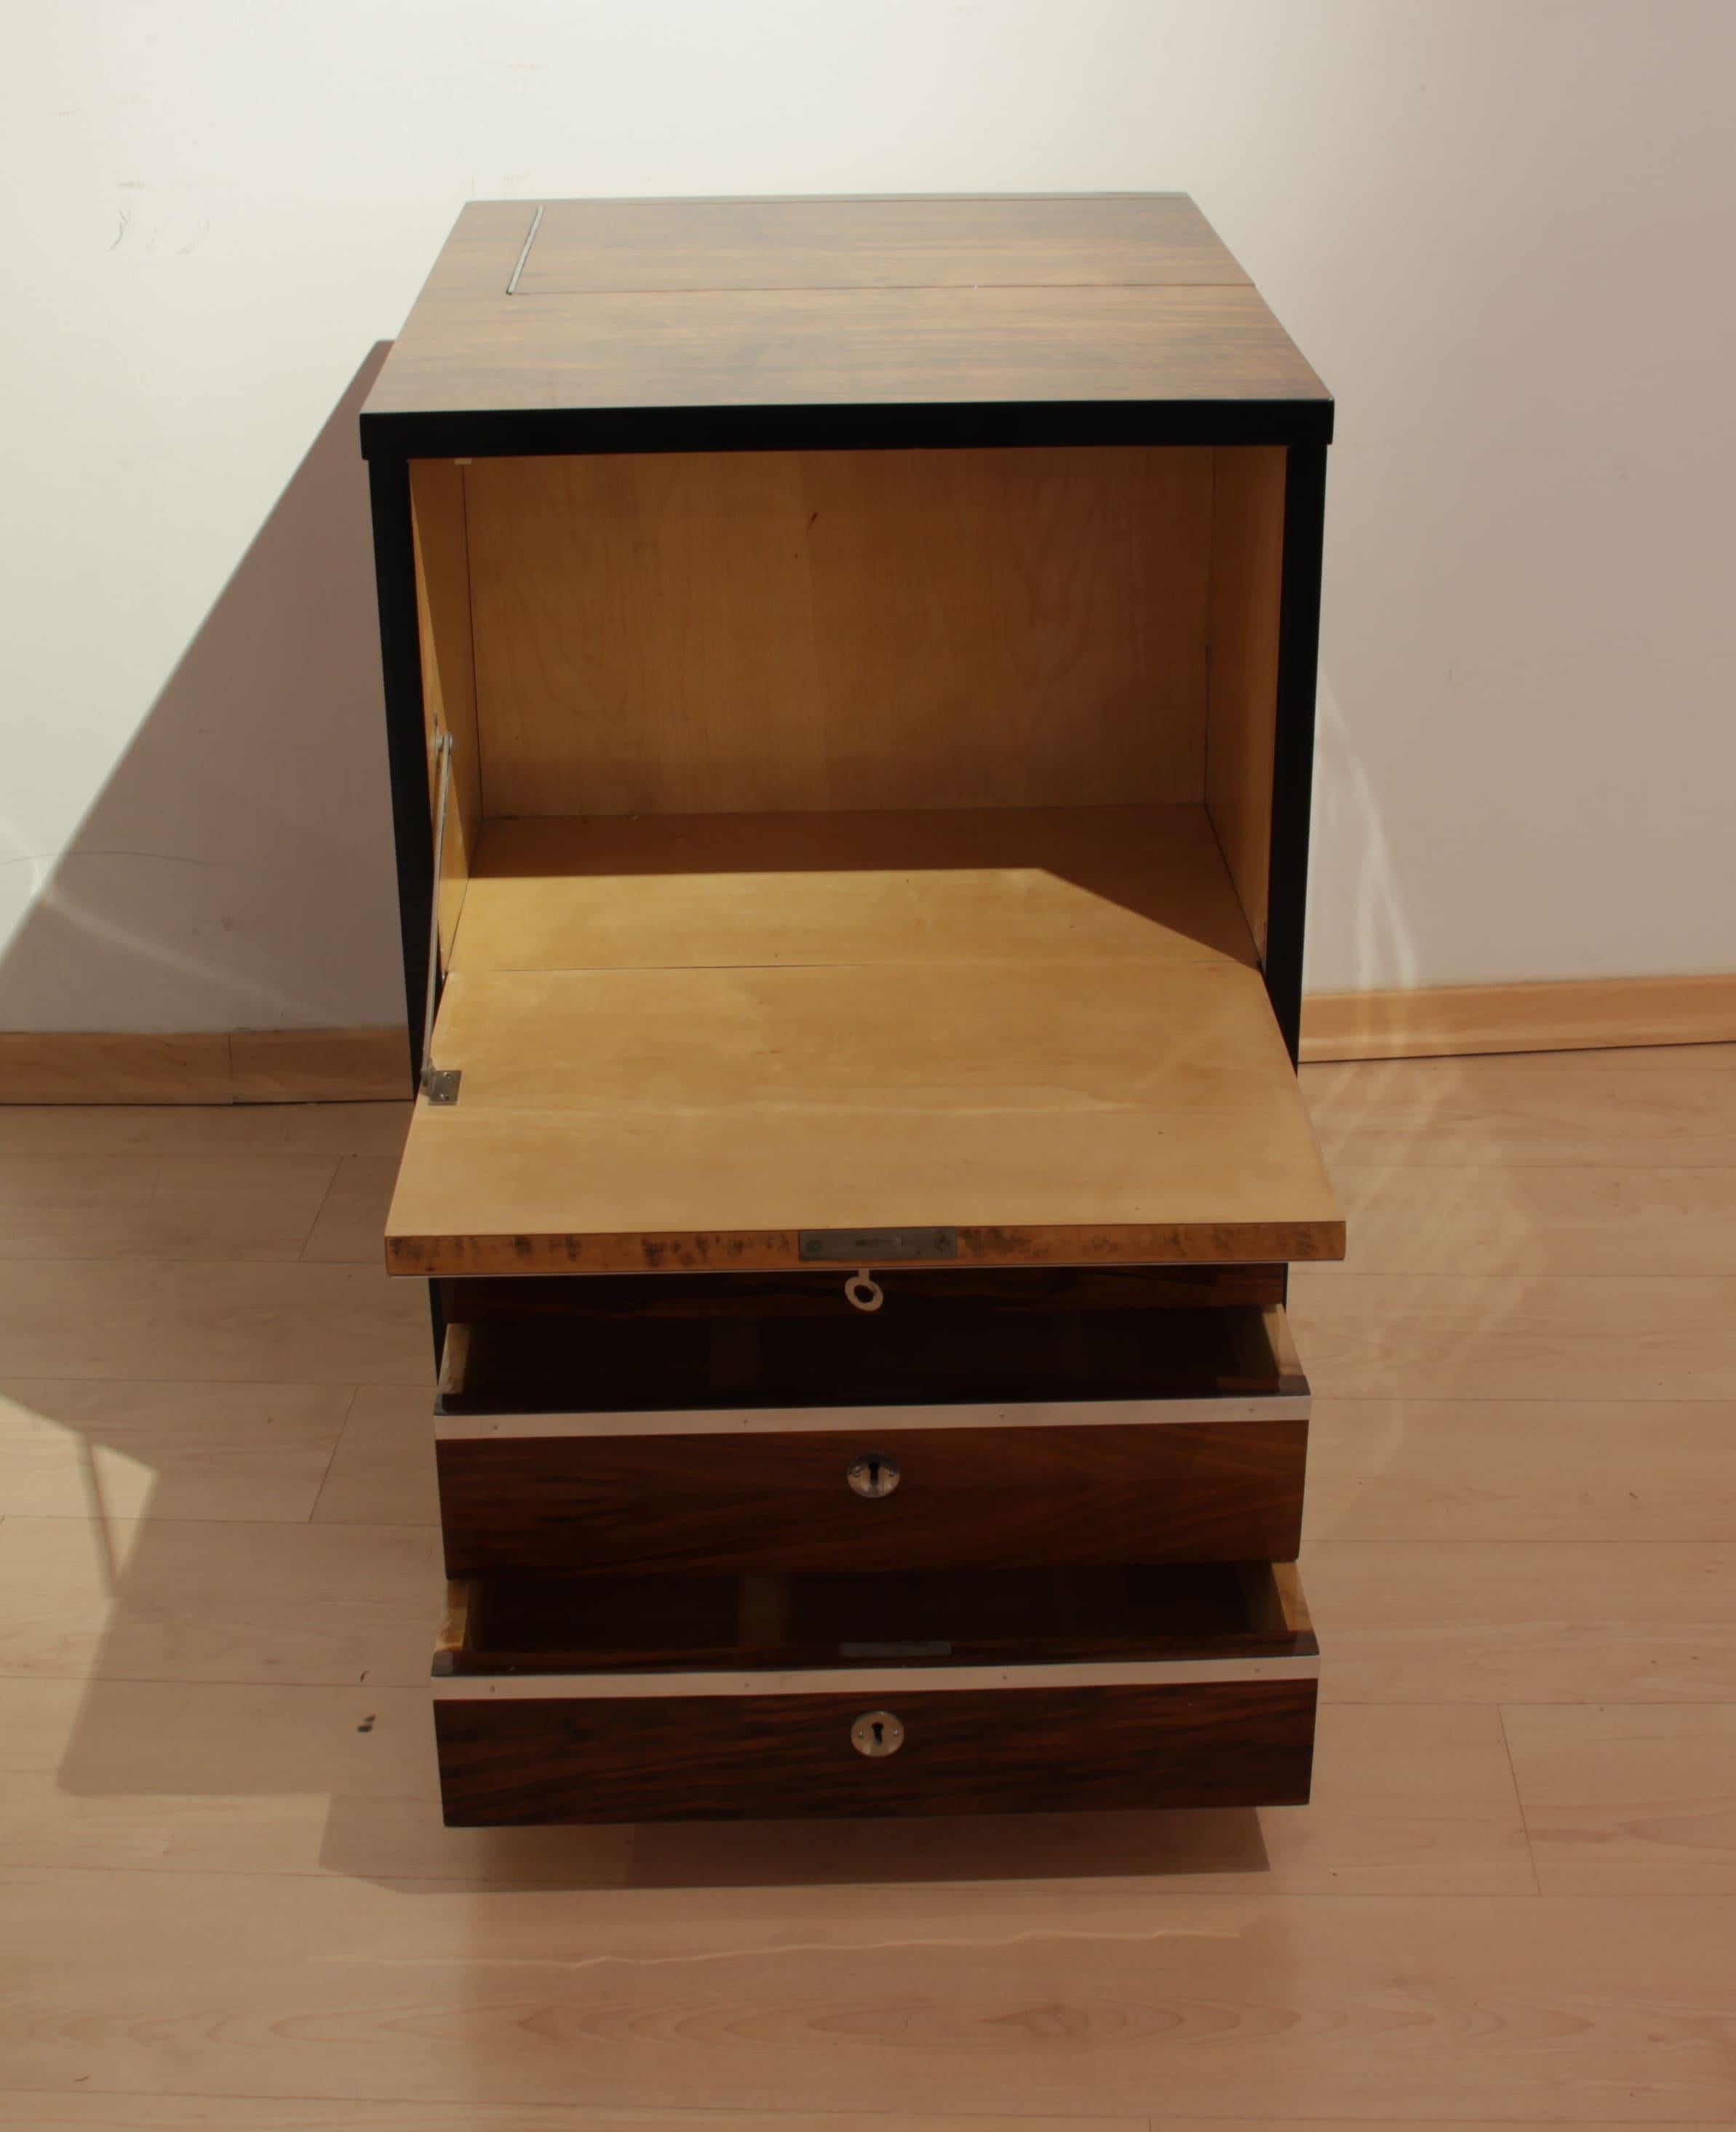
(851, 1709), (904, 1757)
(847, 1451), (900, 1498)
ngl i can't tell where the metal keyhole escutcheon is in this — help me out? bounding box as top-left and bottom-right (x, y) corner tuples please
(851, 1710), (904, 1757)
(847, 1451), (901, 1499)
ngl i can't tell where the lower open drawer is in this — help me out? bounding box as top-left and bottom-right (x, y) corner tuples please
(431, 1559), (1318, 1823)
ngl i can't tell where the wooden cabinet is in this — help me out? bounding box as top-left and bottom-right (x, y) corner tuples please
(362, 193), (1339, 1825)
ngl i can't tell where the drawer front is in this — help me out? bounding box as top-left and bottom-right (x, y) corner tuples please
(433, 1676), (1317, 1823)
(431, 1560), (1318, 1823)
(437, 1416), (1307, 1575)
(435, 1298), (1310, 1576)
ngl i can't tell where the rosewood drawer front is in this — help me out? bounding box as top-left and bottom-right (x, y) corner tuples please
(431, 1560), (1318, 1824)
(434, 1302), (1310, 1575)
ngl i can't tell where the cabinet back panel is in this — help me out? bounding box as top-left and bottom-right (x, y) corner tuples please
(463, 447), (1214, 818)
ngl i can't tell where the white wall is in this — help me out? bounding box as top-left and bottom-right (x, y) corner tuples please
(4, 0), (1732, 1030)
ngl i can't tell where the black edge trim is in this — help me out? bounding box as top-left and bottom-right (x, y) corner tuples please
(1262, 443), (1329, 1068)
(366, 456), (434, 1084)
(366, 456), (445, 1369)
(361, 397), (1334, 461)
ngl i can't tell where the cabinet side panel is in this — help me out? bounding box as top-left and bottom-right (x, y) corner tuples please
(1204, 445), (1286, 956)
(409, 460), (482, 961)
(466, 447), (1213, 817)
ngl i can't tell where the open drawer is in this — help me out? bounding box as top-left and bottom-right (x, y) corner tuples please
(434, 1300), (1310, 1575)
(431, 1559), (1318, 1823)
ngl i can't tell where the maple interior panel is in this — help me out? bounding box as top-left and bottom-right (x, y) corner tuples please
(397, 431), (1312, 1274)
(1205, 445), (1288, 953)
(462, 445), (1217, 819)
(407, 459), (480, 960)
(447, 803), (1257, 974)
(385, 958), (1344, 1274)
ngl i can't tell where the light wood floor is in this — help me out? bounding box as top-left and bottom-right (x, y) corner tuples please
(0, 1043), (1733, 2128)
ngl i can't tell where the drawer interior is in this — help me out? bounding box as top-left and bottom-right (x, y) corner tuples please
(440, 1263), (1287, 1321)
(437, 1559), (1315, 1677)
(440, 1300), (1307, 1417)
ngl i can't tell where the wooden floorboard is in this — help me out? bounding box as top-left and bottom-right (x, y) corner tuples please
(0, 1101), (413, 1157)
(0, 1514), (441, 1686)
(1321, 1161), (1736, 1276)
(0, 1044), (1732, 2123)
(0, 1259), (428, 1384)
(0, 1680), (1529, 1893)
(0, 2113), (1721, 2132)
(1, 1869), (1731, 2119)
(0, 1150), (343, 1262)
(1286, 1270), (1736, 1399)
(1306, 1396), (1736, 1542)
(1301, 1041), (1736, 1167)
(0, 1378), (355, 1522)
(0, 2099), (1154, 2131)
(1502, 1703), (1736, 1894)
(1307, 1539), (1736, 1701)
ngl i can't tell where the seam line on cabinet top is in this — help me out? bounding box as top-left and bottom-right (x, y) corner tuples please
(506, 278), (1255, 298)
(504, 204), (544, 295)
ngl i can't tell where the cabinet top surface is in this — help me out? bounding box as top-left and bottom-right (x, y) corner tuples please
(361, 194), (1329, 448)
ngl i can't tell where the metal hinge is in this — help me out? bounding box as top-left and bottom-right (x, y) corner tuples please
(419, 730), (461, 1106)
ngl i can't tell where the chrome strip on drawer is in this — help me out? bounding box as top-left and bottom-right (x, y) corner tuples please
(432, 1653), (1321, 1699)
(435, 1392), (1310, 1439)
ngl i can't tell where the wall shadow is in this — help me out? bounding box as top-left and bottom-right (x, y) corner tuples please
(0, 345), (404, 1034)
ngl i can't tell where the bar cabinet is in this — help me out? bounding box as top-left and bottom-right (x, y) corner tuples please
(362, 193), (1339, 1824)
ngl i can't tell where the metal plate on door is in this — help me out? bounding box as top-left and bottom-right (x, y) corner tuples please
(799, 1226), (958, 1262)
